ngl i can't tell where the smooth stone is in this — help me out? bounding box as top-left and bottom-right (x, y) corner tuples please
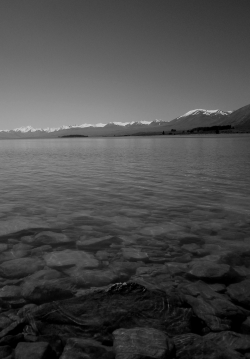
(170, 253), (192, 263)
(241, 317), (250, 334)
(0, 345), (12, 358)
(21, 278), (75, 304)
(182, 243), (200, 252)
(0, 257), (45, 279)
(0, 333), (23, 347)
(76, 235), (114, 250)
(178, 280), (222, 299)
(65, 267), (120, 287)
(173, 333), (243, 359)
(0, 316), (12, 331)
(112, 216), (141, 228)
(135, 265), (170, 277)
(0, 285), (21, 299)
(148, 257), (167, 264)
(220, 250), (250, 267)
(232, 266), (250, 279)
(96, 250), (113, 261)
(0, 244), (8, 252)
(60, 338), (114, 359)
(26, 269), (62, 281)
(23, 282), (193, 340)
(204, 331), (250, 353)
(227, 280), (250, 308)
(0, 250), (30, 263)
(206, 283), (226, 293)
(165, 262), (189, 276)
(0, 218), (49, 236)
(185, 294), (246, 331)
(130, 273), (174, 292)
(44, 250), (99, 269)
(15, 341), (53, 359)
(109, 261), (141, 277)
(17, 303), (37, 317)
(203, 243), (223, 252)
(198, 254), (222, 262)
(34, 231), (73, 245)
(31, 245), (52, 255)
(187, 261), (239, 282)
(178, 236), (204, 246)
(21, 236), (34, 244)
(12, 243), (33, 251)
(113, 327), (174, 359)
(122, 248), (149, 262)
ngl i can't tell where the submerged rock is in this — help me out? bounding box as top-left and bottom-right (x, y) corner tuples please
(0, 285), (21, 300)
(77, 235), (116, 250)
(21, 278), (75, 304)
(227, 280), (250, 308)
(204, 331), (250, 353)
(30, 245), (52, 256)
(0, 345), (12, 358)
(20, 282), (193, 341)
(122, 248), (149, 262)
(44, 250), (99, 269)
(173, 333), (243, 359)
(113, 327), (174, 359)
(34, 231), (73, 245)
(15, 341), (54, 359)
(0, 244), (8, 252)
(0, 257), (44, 279)
(60, 338), (114, 359)
(187, 261), (239, 282)
(65, 267), (120, 288)
(185, 293), (246, 331)
(0, 249), (30, 263)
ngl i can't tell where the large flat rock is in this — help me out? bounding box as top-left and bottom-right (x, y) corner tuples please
(173, 333), (243, 359)
(43, 250), (99, 269)
(65, 267), (121, 288)
(227, 280), (250, 308)
(187, 261), (239, 282)
(0, 257), (45, 279)
(113, 327), (174, 359)
(122, 248), (149, 262)
(21, 278), (75, 304)
(0, 218), (49, 236)
(15, 341), (53, 359)
(21, 282), (193, 341)
(34, 231), (73, 245)
(60, 338), (114, 359)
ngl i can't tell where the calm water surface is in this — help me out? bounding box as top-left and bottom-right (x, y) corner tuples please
(0, 135), (250, 288)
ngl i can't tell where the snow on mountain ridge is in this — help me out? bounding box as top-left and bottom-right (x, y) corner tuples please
(0, 120), (160, 132)
(177, 109), (232, 119)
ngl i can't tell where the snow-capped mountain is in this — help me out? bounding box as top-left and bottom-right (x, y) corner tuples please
(0, 120), (167, 134)
(170, 108), (233, 130)
(0, 103), (249, 138)
(177, 109), (232, 119)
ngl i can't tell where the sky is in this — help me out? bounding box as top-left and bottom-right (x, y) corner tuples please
(0, 0), (250, 130)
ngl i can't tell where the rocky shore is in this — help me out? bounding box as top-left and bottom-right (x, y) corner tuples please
(0, 230), (250, 358)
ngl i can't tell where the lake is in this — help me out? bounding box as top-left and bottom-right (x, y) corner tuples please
(1, 135), (250, 354)
(0, 135), (250, 291)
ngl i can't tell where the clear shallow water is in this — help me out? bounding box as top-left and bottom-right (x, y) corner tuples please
(0, 135), (250, 290)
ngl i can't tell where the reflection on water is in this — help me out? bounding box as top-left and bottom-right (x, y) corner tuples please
(0, 135), (250, 293)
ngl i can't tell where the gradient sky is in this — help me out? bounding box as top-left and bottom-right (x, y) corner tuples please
(1, 0), (250, 129)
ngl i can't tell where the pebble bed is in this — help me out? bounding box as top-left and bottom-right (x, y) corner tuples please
(0, 207), (249, 359)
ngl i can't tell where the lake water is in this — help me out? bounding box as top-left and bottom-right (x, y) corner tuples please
(0, 135), (250, 292)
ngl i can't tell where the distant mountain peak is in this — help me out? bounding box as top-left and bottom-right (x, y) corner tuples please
(177, 109), (232, 119)
(12, 126), (42, 133)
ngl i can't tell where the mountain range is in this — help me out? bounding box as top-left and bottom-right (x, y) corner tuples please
(1, 103), (250, 138)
